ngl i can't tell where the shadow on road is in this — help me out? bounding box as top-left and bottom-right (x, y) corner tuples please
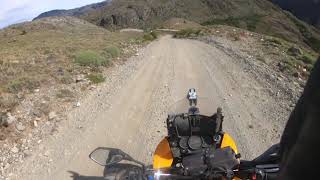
(68, 163), (144, 180)
(68, 171), (106, 180)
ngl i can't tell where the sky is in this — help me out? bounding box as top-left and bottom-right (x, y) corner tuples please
(0, 0), (104, 28)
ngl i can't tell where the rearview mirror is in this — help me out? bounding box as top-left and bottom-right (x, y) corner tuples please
(89, 147), (125, 166)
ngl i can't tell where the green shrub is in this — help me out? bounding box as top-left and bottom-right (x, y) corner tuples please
(143, 34), (155, 41)
(104, 46), (121, 58)
(6, 77), (40, 93)
(283, 63), (295, 73)
(174, 29), (201, 38)
(265, 38), (282, 46)
(75, 51), (110, 67)
(143, 31), (158, 41)
(87, 73), (105, 84)
(305, 64), (314, 71)
(300, 54), (316, 65)
(150, 31), (158, 39)
(281, 58), (296, 73)
(306, 37), (320, 52)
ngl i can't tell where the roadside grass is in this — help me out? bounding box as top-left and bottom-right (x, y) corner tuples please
(264, 38), (282, 46)
(262, 35), (318, 75)
(174, 28), (203, 38)
(201, 15), (264, 32)
(87, 73), (105, 83)
(202, 13), (320, 53)
(143, 31), (158, 41)
(104, 46), (121, 58)
(5, 77), (40, 94)
(203, 25), (318, 78)
(0, 93), (18, 110)
(202, 18), (241, 28)
(282, 48), (317, 74)
(56, 73), (74, 84)
(300, 52), (316, 65)
(75, 50), (111, 67)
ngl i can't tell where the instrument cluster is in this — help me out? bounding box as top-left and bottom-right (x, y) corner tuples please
(178, 135), (214, 152)
(167, 113), (220, 158)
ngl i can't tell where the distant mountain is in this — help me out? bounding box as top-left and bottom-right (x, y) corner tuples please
(271, 0), (320, 29)
(33, 0), (112, 20)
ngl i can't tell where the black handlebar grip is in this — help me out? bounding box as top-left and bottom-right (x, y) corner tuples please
(256, 170), (278, 180)
(266, 173), (278, 180)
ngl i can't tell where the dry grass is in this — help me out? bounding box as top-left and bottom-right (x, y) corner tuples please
(0, 16), (144, 113)
(202, 25), (318, 79)
(56, 89), (75, 99)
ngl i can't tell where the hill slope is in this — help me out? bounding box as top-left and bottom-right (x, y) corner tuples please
(271, 0), (320, 29)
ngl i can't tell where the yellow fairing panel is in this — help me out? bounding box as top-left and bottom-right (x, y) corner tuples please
(221, 133), (238, 154)
(221, 133), (240, 180)
(153, 138), (173, 169)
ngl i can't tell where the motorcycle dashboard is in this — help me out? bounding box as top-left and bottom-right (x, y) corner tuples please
(172, 114), (217, 137)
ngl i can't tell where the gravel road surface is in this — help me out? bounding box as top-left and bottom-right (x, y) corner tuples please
(10, 35), (289, 180)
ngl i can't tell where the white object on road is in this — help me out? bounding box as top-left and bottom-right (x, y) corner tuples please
(76, 102), (81, 107)
(188, 88), (197, 100)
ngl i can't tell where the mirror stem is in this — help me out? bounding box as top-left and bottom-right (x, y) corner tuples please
(132, 159), (146, 171)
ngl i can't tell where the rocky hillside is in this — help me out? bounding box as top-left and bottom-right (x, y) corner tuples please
(33, 0), (112, 20)
(271, 0), (320, 29)
(34, 0), (320, 52)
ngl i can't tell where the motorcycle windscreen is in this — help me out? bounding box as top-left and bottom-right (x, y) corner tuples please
(153, 138), (173, 169)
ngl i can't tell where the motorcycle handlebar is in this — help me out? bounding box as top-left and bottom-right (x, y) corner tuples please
(235, 163), (279, 180)
(85, 165), (278, 180)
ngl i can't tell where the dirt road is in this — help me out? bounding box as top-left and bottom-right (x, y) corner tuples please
(11, 35), (288, 180)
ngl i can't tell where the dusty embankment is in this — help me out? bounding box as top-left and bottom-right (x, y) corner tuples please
(3, 35), (296, 180)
